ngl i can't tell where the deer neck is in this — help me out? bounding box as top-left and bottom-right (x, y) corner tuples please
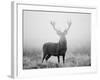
(58, 36), (67, 49)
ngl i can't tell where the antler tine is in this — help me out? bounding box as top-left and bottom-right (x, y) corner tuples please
(67, 18), (72, 27)
(50, 21), (56, 31)
(50, 21), (55, 27)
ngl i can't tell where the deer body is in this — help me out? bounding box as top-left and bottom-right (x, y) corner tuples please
(42, 19), (72, 64)
(43, 37), (67, 56)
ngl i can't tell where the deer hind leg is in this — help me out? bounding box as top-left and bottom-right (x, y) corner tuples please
(62, 55), (65, 64)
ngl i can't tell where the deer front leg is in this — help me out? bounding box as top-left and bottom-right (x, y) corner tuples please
(42, 54), (46, 63)
(57, 56), (60, 63)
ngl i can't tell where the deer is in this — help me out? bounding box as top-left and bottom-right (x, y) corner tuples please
(42, 19), (72, 64)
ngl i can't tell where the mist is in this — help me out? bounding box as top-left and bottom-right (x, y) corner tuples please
(23, 10), (91, 69)
(23, 10), (91, 53)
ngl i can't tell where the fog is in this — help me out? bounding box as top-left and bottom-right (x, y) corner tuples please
(23, 10), (91, 52)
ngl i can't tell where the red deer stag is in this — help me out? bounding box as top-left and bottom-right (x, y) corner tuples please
(42, 19), (72, 64)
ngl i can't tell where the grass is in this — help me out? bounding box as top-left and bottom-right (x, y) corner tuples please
(23, 48), (91, 69)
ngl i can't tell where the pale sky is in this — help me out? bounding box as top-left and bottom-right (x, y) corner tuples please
(23, 10), (91, 52)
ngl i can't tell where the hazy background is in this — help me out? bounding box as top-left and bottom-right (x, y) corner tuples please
(23, 10), (91, 52)
(23, 10), (91, 69)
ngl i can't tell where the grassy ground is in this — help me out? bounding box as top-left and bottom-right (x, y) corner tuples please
(23, 49), (91, 69)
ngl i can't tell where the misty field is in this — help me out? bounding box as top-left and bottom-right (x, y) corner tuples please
(23, 47), (91, 69)
(23, 10), (91, 69)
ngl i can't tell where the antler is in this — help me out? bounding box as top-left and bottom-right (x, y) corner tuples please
(67, 18), (72, 28)
(50, 21), (62, 35)
(50, 21), (56, 29)
(64, 18), (72, 34)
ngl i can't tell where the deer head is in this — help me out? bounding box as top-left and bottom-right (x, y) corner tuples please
(50, 19), (72, 49)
